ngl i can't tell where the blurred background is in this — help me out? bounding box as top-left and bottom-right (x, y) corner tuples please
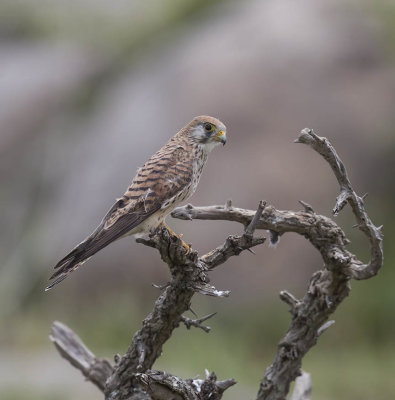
(1, 0), (394, 399)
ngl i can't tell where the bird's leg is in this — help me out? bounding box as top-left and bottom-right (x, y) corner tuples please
(160, 222), (190, 253)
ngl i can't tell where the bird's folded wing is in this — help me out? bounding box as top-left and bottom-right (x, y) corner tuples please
(47, 145), (194, 289)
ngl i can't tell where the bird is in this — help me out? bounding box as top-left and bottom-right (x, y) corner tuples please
(46, 116), (227, 290)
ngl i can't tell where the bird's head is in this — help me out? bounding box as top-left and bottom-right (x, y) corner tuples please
(187, 116), (227, 151)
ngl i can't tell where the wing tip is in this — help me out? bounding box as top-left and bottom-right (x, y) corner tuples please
(45, 273), (68, 291)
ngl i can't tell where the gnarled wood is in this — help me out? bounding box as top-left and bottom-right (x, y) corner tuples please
(50, 128), (383, 400)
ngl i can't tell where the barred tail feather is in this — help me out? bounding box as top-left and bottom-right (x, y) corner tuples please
(45, 252), (91, 291)
(46, 206), (157, 291)
(45, 237), (96, 291)
(45, 271), (69, 291)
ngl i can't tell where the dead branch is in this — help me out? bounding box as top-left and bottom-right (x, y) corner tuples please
(50, 128), (383, 400)
(181, 312), (217, 333)
(49, 321), (113, 391)
(105, 227), (258, 400)
(296, 128), (383, 279)
(50, 226), (262, 400)
(171, 128), (383, 400)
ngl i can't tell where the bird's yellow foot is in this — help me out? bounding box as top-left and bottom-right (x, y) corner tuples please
(181, 241), (190, 253)
(176, 233), (190, 252)
(161, 223), (190, 253)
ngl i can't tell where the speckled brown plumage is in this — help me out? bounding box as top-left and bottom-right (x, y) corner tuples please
(46, 116), (227, 290)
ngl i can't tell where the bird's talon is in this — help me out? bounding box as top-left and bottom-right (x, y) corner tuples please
(182, 241), (190, 253)
(165, 226), (176, 237)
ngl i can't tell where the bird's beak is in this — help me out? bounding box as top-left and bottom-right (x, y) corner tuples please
(214, 130), (227, 145)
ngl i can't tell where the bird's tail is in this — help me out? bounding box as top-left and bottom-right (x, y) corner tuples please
(45, 235), (100, 291)
(46, 199), (149, 291)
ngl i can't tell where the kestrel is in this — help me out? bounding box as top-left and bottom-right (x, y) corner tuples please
(46, 116), (227, 290)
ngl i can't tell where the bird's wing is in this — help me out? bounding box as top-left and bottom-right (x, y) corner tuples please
(46, 145), (194, 290)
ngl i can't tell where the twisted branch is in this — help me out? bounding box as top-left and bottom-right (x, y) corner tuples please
(181, 312), (217, 333)
(49, 128), (383, 400)
(171, 128), (383, 400)
(50, 226), (263, 399)
(296, 128), (383, 279)
(104, 227), (262, 399)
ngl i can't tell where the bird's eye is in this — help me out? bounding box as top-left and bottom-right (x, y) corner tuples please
(204, 123), (214, 133)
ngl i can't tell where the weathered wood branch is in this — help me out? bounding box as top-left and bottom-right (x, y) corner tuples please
(104, 227), (261, 400)
(49, 321), (113, 391)
(173, 203), (353, 273)
(296, 128), (383, 279)
(51, 226), (263, 400)
(171, 128), (383, 400)
(50, 128), (383, 400)
(181, 312), (217, 333)
(50, 318), (235, 400)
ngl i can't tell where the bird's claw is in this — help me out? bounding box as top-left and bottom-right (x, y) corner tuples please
(181, 240), (190, 254)
(162, 224), (190, 253)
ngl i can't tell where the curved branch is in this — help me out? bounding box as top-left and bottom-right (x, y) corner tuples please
(171, 129), (383, 400)
(172, 202), (354, 400)
(173, 203), (354, 272)
(295, 128), (383, 279)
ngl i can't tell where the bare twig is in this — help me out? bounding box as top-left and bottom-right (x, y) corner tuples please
(49, 321), (113, 391)
(279, 290), (300, 312)
(181, 312), (217, 333)
(298, 200), (314, 214)
(152, 282), (169, 290)
(198, 371), (237, 399)
(317, 320), (335, 337)
(245, 200), (266, 238)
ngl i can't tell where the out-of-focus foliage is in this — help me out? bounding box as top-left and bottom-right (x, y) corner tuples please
(1, 1), (395, 399)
